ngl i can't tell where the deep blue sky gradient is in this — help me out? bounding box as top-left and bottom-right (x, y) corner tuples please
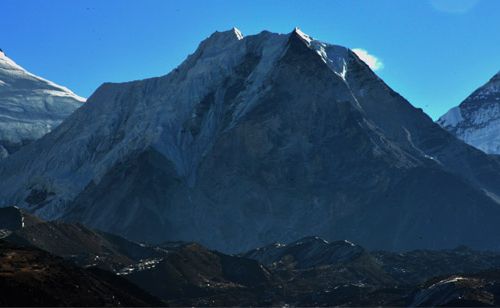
(2, 0), (499, 119)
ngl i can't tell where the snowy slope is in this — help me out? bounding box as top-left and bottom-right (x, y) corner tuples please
(438, 72), (500, 154)
(2, 29), (500, 253)
(0, 50), (84, 158)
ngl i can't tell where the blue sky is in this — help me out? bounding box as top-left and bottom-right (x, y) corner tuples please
(1, 0), (499, 119)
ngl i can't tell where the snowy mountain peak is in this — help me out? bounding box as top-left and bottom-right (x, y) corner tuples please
(289, 27), (351, 81)
(0, 53), (85, 102)
(0, 52), (27, 73)
(293, 27), (313, 45)
(232, 27), (244, 40)
(206, 28), (244, 44)
(0, 52), (84, 158)
(438, 70), (500, 154)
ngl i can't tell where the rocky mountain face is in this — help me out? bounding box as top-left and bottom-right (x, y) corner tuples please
(2, 28), (500, 253)
(240, 236), (500, 306)
(125, 243), (276, 306)
(409, 270), (500, 307)
(0, 206), (165, 273)
(0, 50), (84, 158)
(249, 236), (500, 306)
(6, 221), (164, 272)
(243, 236), (367, 270)
(438, 72), (500, 154)
(0, 206), (24, 231)
(0, 206), (43, 239)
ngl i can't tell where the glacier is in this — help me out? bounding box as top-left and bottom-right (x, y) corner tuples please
(0, 50), (84, 158)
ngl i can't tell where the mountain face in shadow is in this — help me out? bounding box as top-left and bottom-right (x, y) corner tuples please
(0, 240), (162, 307)
(4, 212), (500, 307)
(1, 28), (500, 253)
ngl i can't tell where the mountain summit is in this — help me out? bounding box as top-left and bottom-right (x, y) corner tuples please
(1, 28), (500, 252)
(438, 71), (500, 154)
(0, 51), (84, 158)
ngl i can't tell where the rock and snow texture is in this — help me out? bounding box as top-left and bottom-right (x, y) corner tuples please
(438, 72), (500, 154)
(0, 50), (84, 158)
(2, 28), (500, 253)
(243, 236), (366, 269)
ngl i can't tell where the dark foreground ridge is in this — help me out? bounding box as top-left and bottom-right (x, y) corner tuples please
(3, 213), (500, 307)
(0, 240), (163, 307)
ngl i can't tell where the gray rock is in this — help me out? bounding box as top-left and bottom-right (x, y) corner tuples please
(2, 28), (500, 253)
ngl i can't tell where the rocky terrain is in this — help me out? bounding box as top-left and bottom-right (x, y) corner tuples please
(0, 240), (162, 306)
(0, 206), (165, 271)
(409, 270), (500, 306)
(2, 209), (500, 306)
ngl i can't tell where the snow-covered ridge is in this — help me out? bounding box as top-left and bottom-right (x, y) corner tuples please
(293, 27), (350, 80)
(438, 71), (500, 154)
(0, 52), (85, 102)
(0, 51), (85, 158)
(232, 27), (244, 40)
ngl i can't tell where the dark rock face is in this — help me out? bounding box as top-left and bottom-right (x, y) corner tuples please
(64, 148), (186, 245)
(239, 237), (500, 306)
(2, 29), (500, 253)
(408, 270), (500, 307)
(0, 206), (23, 231)
(373, 246), (500, 286)
(6, 219), (500, 307)
(5, 221), (163, 272)
(124, 236), (500, 306)
(0, 240), (162, 307)
(243, 236), (366, 269)
(125, 243), (275, 306)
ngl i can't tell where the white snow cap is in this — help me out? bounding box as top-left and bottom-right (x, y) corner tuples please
(232, 27), (244, 40)
(0, 52), (85, 146)
(294, 27), (313, 45)
(203, 28), (245, 50)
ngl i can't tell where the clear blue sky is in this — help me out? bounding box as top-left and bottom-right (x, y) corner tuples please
(2, 0), (499, 119)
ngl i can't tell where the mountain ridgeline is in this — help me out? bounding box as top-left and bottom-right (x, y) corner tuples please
(5, 216), (500, 307)
(438, 71), (500, 154)
(1, 28), (500, 253)
(0, 50), (84, 159)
